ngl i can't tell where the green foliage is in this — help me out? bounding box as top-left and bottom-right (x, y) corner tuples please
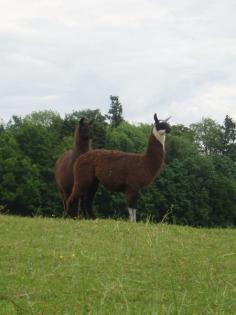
(24, 110), (63, 128)
(106, 95), (124, 127)
(0, 110), (236, 226)
(0, 131), (41, 215)
(106, 121), (148, 152)
(190, 118), (224, 154)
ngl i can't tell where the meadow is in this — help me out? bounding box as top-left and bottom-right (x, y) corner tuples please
(0, 215), (235, 314)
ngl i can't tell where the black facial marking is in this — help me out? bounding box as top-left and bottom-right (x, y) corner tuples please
(153, 114), (171, 133)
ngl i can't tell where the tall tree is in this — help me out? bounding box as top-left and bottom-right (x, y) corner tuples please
(190, 118), (224, 155)
(222, 115), (236, 161)
(0, 119), (4, 133)
(106, 95), (124, 127)
(223, 115), (236, 144)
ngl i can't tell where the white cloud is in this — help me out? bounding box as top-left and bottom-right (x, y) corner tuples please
(0, 0), (236, 125)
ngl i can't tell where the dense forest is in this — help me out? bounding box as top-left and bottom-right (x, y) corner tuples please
(0, 99), (236, 227)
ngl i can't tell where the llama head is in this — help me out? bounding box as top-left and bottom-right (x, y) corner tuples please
(153, 114), (171, 134)
(152, 114), (171, 145)
(79, 117), (93, 140)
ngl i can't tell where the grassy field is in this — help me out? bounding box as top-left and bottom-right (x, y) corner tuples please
(0, 215), (235, 315)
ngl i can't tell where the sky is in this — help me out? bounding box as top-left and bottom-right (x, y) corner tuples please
(1, 0), (236, 126)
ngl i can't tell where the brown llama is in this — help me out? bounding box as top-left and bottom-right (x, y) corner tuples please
(67, 114), (171, 222)
(55, 118), (92, 218)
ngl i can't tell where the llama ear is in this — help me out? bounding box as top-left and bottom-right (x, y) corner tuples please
(164, 116), (171, 122)
(154, 113), (159, 124)
(79, 117), (85, 125)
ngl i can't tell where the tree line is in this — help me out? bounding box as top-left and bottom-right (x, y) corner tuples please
(0, 100), (235, 226)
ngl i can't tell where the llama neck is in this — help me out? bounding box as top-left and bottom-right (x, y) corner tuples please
(145, 127), (165, 174)
(73, 128), (91, 154)
(152, 127), (166, 149)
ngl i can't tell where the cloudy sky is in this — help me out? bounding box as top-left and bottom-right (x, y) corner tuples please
(1, 0), (236, 125)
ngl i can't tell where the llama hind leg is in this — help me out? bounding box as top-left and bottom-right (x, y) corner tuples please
(67, 197), (79, 218)
(62, 198), (67, 218)
(61, 192), (70, 218)
(84, 181), (98, 219)
(62, 189), (78, 219)
(79, 196), (86, 218)
(57, 187), (67, 218)
(67, 187), (80, 215)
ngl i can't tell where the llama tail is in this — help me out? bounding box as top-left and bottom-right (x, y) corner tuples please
(66, 192), (76, 211)
(66, 186), (79, 214)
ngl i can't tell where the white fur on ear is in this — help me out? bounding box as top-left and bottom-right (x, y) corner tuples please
(153, 126), (166, 147)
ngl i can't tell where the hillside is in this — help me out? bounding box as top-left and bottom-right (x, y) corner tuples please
(0, 215), (235, 314)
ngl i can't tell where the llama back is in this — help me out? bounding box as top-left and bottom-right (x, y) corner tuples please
(74, 149), (160, 192)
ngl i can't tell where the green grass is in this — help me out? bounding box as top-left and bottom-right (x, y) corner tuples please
(0, 215), (235, 315)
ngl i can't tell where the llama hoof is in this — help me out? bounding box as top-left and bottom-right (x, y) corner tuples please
(63, 213), (69, 219)
(85, 216), (96, 220)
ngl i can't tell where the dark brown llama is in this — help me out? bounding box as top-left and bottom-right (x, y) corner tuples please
(55, 118), (92, 217)
(67, 114), (171, 222)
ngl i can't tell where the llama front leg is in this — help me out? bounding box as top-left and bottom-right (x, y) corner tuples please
(125, 190), (138, 223)
(128, 208), (137, 222)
